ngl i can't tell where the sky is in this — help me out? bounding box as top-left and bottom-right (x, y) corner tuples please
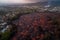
(0, 0), (47, 4)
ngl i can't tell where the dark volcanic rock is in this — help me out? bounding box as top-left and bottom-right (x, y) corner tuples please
(10, 12), (60, 40)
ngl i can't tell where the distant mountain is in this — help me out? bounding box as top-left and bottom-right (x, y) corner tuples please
(22, 1), (48, 6)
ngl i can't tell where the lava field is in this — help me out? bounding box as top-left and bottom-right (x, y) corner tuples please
(11, 12), (60, 40)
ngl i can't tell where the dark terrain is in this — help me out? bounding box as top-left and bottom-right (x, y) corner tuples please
(0, 6), (60, 40)
(10, 12), (60, 40)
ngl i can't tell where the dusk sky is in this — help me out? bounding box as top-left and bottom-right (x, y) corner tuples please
(0, 0), (47, 4)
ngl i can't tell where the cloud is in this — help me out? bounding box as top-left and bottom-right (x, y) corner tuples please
(0, 0), (47, 4)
